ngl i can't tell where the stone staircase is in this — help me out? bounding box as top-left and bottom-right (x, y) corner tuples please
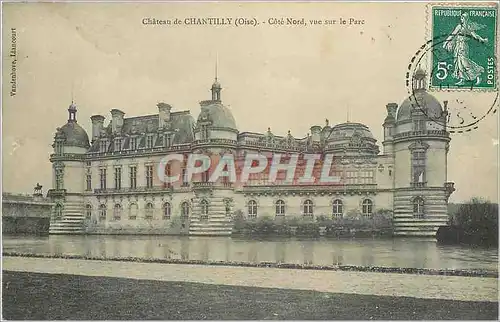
(49, 202), (85, 234)
(189, 197), (233, 236)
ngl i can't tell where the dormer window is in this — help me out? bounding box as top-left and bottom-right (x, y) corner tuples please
(413, 120), (426, 131)
(200, 125), (209, 140)
(130, 137), (137, 150)
(146, 135), (154, 148)
(99, 140), (108, 153)
(55, 142), (64, 155)
(114, 138), (122, 152)
(165, 134), (172, 148)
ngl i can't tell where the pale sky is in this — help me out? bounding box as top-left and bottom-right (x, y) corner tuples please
(2, 2), (498, 203)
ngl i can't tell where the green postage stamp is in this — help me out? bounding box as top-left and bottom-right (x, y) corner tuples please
(429, 4), (498, 90)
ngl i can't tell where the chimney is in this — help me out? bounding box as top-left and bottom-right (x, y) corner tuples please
(157, 102), (172, 129)
(90, 115), (105, 141)
(110, 109), (125, 134)
(386, 103), (398, 118)
(310, 125), (322, 143)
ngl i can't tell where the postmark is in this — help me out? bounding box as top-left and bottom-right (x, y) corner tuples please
(404, 4), (499, 133)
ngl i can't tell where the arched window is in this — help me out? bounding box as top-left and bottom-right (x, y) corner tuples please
(362, 199), (373, 218)
(99, 204), (107, 220)
(332, 199), (343, 218)
(413, 197), (425, 219)
(248, 200), (258, 218)
(275, 200), (285, 216)
(54, 204), (63, 219)
(145, 202), (154, 220)
(200, 199), (209, 220)
(303, 199), (314, 217)
(85, 204), (92, 219)
(129, 203), (138, 220)
(163, 202), (171, 220)
(113, 204), (122, 220)
(181, 202), (190, 219)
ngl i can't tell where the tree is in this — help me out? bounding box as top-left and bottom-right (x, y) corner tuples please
(445, 198), (498, 246)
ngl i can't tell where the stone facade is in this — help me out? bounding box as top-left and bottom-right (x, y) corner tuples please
(48, 69), (455, 236)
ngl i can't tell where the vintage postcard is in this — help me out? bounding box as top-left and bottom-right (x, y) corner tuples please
(2, 1), (498, 320)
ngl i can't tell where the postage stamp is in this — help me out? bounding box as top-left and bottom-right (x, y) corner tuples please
(429, 4), (498, 90)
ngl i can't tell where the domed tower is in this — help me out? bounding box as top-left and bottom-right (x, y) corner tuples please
(195, 77), (238, 142)
(48, 101), (90, 234)
(392, 68), (452, 236)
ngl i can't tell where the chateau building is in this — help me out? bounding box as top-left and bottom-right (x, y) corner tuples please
(48, 69), (455, 236)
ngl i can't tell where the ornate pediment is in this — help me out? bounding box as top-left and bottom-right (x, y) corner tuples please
(408, 140), (430, 151)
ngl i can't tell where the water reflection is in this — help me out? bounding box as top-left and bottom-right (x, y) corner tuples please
(2, 235), (498, 271)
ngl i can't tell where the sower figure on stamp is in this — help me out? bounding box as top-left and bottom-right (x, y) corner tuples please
(443, 12), (488, 86)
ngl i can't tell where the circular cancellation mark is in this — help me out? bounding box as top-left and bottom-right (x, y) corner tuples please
(405, 33), (498, 134)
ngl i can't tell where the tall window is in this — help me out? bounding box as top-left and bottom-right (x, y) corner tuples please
(130, 137), (137, 150)
(275, 200), (285, 216)
(303, 199), (314, 217)
(362, 199), (373, 218)
(85, 204), (92, 219)
(201, 170), (209, 183)
(113, 204), (122, 220)
(146, 165), (153, 188)
(359, 171), (374, 184)
(200, 199), (209, 220)
(99, 204), (107, 220)
(164, 164), (172, 188)
(165, 134), (172, 147)
(54, 204), (63, 219)
(99, 140), (108, 153)
(332, 199), (343, 218)
(55, 168), (64, 190)
(114, 138), (122, 152)
(129, 203), (138, 220)
(86, 172), (92, 191)
(200, 125), (209, 140)
(412, 150), (426, 186)
(129, 166), (137, 189)
(413, 197), (425, 219)
(146, 135), (154, 148)
(248, 200), (258, 218)
(114, 167), (122, 190)
(181, 202), (190, 219)
(413, 120), (426, 131)
(182, 168), (188, 186)
(55, 142), (63, 155)
(346, 171), (358, 184)
(99, 168), (107, 190)
(163, 202), (171, 220)
(145, 202), (154, 219)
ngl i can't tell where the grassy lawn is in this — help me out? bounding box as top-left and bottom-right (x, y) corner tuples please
(2, 271), (498, 320)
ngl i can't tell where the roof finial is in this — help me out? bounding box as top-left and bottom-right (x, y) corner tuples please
(215, 52), (218, 82)
(347, 106), (350, 123)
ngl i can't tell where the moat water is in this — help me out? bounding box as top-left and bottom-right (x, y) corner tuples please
(3, 235), (497, 271)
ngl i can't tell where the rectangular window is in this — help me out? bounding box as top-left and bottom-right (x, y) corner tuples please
(86, 173), (92, 191)
(165, 135), (172, 147)
(56, 142), (63, 155)
(114, 167), (122, 190)
(182, 168), (188, 186)
(130, 137), (137, 150)
(146, 165), (153, 188)
(130, 166), (137, 189)
(99, 168), (107, 190)
(147, 136), (154, 148)
(115, 138), (122, 152)
(99, 140), (108, 153)
(55, 169), (64, 190)
(412, 151), (426, 185)
(413, 120), (426, 131)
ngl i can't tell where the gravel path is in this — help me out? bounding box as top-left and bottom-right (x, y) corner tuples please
(3, 256), (498, 302)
